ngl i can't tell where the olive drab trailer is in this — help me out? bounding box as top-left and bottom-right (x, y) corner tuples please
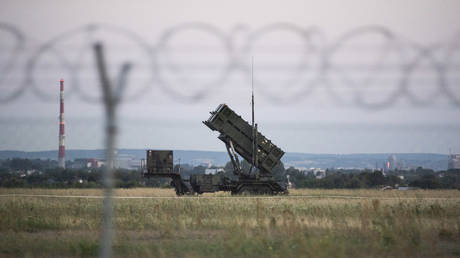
(143, 150), (189, 195)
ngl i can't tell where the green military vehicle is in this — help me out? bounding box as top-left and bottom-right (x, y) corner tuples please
(143, 104), (288, 195)
(143, 149), (233, 195)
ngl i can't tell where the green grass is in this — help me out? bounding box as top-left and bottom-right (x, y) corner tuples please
(0, 188), (459, 257)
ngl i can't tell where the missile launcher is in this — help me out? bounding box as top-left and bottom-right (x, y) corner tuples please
(143, 104), (287, 195)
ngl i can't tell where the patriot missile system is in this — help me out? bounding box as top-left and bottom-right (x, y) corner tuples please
(143, 104), (287, 195)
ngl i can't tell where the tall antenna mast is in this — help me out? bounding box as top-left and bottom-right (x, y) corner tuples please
(249, 57), (257, 175)
(251, 56), (254, 128)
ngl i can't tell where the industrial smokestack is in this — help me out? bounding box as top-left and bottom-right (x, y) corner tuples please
(58, 79), (66, 168)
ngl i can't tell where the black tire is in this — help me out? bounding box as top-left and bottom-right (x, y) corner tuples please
(238, 186), (252, 195)
(258, 185), (273, 195)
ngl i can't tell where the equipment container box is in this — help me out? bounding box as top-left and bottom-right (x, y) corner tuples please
(145, 150), (176, 176)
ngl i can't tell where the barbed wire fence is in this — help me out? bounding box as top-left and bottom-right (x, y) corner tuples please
(1, 22), (459, 257)
(1, 22), (459, 106)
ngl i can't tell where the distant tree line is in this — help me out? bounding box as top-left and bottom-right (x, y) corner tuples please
(0, 158), (166, 188)
(286, 169), (401, 189)
(282, 165), (460, 189)
(0, 158), (459, 189)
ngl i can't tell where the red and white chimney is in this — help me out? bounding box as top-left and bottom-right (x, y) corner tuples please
(58, 79), (66, 168)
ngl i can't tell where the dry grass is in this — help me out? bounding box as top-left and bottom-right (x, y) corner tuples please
(2, 187), (459, 198)
(0, 188), (459, 257)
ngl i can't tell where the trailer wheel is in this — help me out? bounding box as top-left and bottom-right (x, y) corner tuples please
(258, 185), (273, 195)
(175, 189), (184, 196)
(238, 186), (252, 195)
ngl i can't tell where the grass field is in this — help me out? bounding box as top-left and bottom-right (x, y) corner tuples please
(0, 188), (459, 257)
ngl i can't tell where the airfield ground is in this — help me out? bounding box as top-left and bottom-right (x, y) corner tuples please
(0, 188), (459, 257)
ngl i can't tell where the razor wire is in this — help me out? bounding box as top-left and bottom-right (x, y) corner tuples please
(0, 22), (460, 107)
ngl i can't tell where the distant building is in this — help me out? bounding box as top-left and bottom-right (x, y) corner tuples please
(70, 158), (105, 169)
(70, 156), (142, 170)
(116, 154), (142, 169)
(448, 154), (460, 169)
(189, 159), (214, 167)
(315, 170), (326, 179)
(293, 166), (307, 172)
(69, 159), (88, 169)
(204, 168), (224, 175)
(308, 168), (326, 179)
(384, 154), (399, 172)
(87, 159), (105, 168)
(388, 154), (397, 170)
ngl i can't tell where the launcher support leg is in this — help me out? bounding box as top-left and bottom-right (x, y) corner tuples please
(170, 175), (189, 195)
(225, 140), (242, 176)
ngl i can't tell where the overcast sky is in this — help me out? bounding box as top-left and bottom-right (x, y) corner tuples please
(1, 0), (460, 154)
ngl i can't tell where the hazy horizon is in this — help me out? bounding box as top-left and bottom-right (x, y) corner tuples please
(0, 148), (452, 156)
(1, 0), (460, 154)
